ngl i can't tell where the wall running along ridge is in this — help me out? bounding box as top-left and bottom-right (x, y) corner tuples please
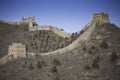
(27, 20), (98, 57)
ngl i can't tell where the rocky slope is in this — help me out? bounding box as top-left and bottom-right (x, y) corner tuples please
(0, 20), (120, 80)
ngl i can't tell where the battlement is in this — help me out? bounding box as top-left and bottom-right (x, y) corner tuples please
(93, 12), (110, 23)
(29, 24), (71, 38)
(21, 16), (35, 23)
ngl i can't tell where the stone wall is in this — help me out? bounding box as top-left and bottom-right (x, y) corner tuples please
(38, 26), (51, 30)
(0, 19), (101, 65)
(0, 20), (20, 25)
(29, 26), (38, 31)
(50, 27), (71, 38)
(29, 24), (71, 38)
(0, 54), (13, 65)
(0, 16), (35, 25)
(27, 20), (97, 57)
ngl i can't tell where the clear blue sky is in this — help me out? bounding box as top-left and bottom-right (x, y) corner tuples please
(0, 0), (120, 33)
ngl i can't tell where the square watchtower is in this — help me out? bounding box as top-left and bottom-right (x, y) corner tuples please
(8, 43), (26, 58)
(93, 12), (110, 23)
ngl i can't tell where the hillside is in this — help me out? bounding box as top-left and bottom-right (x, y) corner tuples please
(0, 21), (120, 80)
(0, 22), (80, 58)
(0, 12), (120, 80)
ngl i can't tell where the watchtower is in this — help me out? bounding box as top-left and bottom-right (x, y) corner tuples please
(21, 16), (35, 23)
(8, 43), (26, 58)
(93, 12), (110, 23)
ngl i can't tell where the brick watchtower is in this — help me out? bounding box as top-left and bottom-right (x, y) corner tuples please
(93, 12), (110, 23)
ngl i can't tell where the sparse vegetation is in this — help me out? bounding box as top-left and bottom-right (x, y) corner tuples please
(29, 63), (34, 70)
(84, 64), (91, 70)
(41, 60), (46, 65)
(51, 65), (58, 73)
(91, 45), (95, 49)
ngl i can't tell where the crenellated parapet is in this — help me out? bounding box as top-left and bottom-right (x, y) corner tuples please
(21, 16), (35, 23)
(93, 12), (110, 23)
(29, 24), (71, 38)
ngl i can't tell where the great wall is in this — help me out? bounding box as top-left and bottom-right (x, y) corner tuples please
(0, 12), (110, 65)
(28, 19), (98, 57)
(29, 24), (71, 38)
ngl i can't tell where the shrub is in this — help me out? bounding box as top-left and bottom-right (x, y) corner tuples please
(51, 65), (58, 73)
(100, 40), (108, 49)
(29, 63), (34, 70)
(94, 56), (100, 63)
(53, 58), (61, 66)
(91, 62), (99, 69)
(82, 46), (86, 51)
(41, 60), (46, 64)
(54, 76), (61, 80)
(91, 45), (95, 49)
(109, 52), (118, 62)
(37, 61), (42, 69)
(118, 38), (120, 43)
(91, 56), (100, 69)
(80, 30), (84, 34)
(84, 64), (91, 70)
(88, 50), (92, 54)
(119, 38), (120, 41)
(88, 45), (96, 55)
